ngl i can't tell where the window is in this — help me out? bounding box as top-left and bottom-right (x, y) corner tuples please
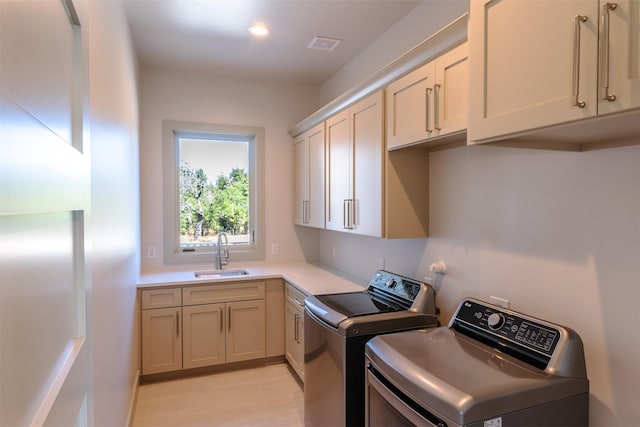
(163, 120), (265, 265)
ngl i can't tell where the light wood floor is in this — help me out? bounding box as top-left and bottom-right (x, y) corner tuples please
(132, 363), (304, 427)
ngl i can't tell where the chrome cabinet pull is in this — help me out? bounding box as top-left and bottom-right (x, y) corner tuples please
(573, 14), (588, 108)
(425, 87), (433, 134)
(434, 84), (442, 131)
(176, 310), (180, 338)
(601, 2), (617, 102)
(294, 313), (299, 343)
(302, 200), (309, 223)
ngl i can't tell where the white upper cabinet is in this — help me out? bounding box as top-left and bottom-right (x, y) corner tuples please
(326, 91), (384, 237)
(294, 123), (324, 228)
(387, 42), (468, 150)
(468, 0), (640, 146)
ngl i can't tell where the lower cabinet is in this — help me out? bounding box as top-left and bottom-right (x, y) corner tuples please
(284, 282), (306, 381)
(182, 300), (266, 369)
(141, 281), (268, 376)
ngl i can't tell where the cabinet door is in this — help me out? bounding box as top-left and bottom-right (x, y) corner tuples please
(386, 61), (436, 149)
(468, 0), (599, 143)
(141, 307), (182, 375)
(351, 91), (384, 237)
(599, 0), (640, 114)
(293, 132), (309, 225)
(307, 124), (325, 228)
(285, 300), (304, 380)
(434, 42), (468, 137)
(182, 303), (225, 369)
(325, 109), (351, 232)
(226, 300), (266, 363)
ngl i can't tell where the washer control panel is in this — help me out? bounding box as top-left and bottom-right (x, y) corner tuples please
(452, 298), (561, 358)
(368, 270), (422, 302)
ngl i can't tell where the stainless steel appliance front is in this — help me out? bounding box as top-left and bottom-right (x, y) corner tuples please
(365, 298), (589, 426)
(304, 270), (438, 427)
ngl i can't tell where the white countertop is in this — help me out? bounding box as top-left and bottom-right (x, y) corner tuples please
(137, 262), (367, 296)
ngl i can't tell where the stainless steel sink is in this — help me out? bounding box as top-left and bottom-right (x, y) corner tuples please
(194, 269), (250, 279)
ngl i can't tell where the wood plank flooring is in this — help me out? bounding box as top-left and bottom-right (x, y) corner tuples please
(132, 363), (304, 427)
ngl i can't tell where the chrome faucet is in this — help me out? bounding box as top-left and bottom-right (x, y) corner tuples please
(215, 232), (229, 270)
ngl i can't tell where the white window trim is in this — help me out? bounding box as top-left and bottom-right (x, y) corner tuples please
(162, 120), (265, 265)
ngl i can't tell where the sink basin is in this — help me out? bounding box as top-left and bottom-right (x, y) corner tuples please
(194, 269), (250, 279)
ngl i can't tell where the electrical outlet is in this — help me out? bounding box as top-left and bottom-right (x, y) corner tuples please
(147, 246), (157, 259)
(490, 296), (510, 308)
(271, 243), (279, 255)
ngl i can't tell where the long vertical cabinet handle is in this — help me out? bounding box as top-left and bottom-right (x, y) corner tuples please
(176, 310), (180, 338)
(294, 313), (299, 343)
(425, 87), (433, 134)
(349, 199), (355, 230)
(601, 2), (617, 102)
(302, 200), (308, 224)
(219, 308), (223, 333)
(573, 14), (588, 108)
(434, 84), (442, 131)
(228, 306), (231, 332)
(343, 199), (349, 229)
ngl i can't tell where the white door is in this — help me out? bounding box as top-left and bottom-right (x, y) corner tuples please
(307, 124), (325, 228)
(293, 133), (309, 225)
(0, 0), (90, 425)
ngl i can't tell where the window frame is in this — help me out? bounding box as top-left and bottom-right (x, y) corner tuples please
(162, 120), (265, 265)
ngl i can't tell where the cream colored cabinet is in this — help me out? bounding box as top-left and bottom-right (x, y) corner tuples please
(141, 281), (267, 376)
(468, 0), (640, 144)
(284, 283), (306, 381)
(326, 91), (384, 237)
(597, 0), (640, 115)
(225, 299), (266, 362)
(182, 303), (225, 369)
(386, 42), (468, 150)
(294, 123), (325, 228)
(141, 289), (182, 375)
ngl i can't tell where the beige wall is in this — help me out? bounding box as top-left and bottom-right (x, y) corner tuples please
(315, 1), (640, 425)
(88, 1), (140, 426)
(139, 67), (320, 273)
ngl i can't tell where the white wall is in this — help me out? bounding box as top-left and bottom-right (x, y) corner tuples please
(314, 2), (640, 425)
(319, 0), (469, 105)
(139, 67), (320, 273)
(88, 1), (140, 426)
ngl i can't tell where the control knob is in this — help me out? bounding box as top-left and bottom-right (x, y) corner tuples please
(487, 313), (505, 330)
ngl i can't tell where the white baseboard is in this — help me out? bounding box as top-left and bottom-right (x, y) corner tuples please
(126, 369), (140, 427)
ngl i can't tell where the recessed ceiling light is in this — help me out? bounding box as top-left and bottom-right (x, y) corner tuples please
(248, 24), (269, 37)
(308, 36), (342, 51)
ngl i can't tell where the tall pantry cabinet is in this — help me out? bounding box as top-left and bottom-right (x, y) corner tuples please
(468, 0), (640, 143)
(325, 91), (384, 237)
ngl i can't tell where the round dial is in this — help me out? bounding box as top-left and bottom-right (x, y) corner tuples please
(487, 313), (505, 330)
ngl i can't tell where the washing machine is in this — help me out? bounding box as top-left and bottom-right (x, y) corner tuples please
(365, 297), (589, 426)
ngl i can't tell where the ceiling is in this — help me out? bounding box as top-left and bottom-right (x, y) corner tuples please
(123, 0), (423, 86)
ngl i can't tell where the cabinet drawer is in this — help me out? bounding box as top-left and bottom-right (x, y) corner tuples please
(141, 288), (182, 309)
(286, 282), (307, 308)
(183, 281), (265, 305)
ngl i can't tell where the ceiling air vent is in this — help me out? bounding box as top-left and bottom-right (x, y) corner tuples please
(308, 36), (342, 51)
